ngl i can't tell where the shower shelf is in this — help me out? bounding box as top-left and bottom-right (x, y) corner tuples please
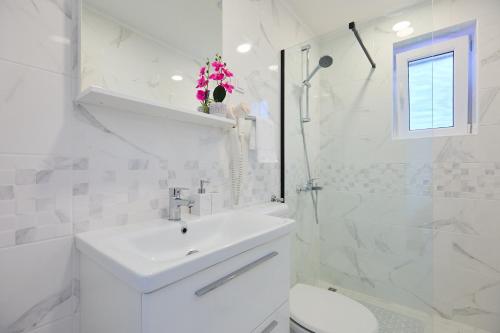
(75, 86), (236, 129)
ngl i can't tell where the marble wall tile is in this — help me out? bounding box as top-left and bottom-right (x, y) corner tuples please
(432, 197), (500, 239)
(0, 171), (15, 185)
(435, 232), (500, 278)
(0, 60), (73, 155)
(432, 252), (500, 329)
(0, 155), (73, 247)
(0, 0), (76, 75)
(479, 87), (500, 126)
(0, 237), (77, 333)
(28, 316), (76, 333)
(0, 230), (15, 248)
(0, 186), (14, 201)
(433, 162), (500, 200)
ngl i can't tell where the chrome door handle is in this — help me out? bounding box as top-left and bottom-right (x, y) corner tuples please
(261, 320), (278, 333)
(195, 251), (278, 297)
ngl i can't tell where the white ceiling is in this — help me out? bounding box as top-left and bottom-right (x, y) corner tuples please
(84, 0), (222, 60)
(284, 0), (424, 36)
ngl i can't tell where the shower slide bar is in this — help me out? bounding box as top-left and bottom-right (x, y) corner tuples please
(349, 21), (376, 69)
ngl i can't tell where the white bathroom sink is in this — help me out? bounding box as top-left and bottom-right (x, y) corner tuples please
(76, 210), (294, 293)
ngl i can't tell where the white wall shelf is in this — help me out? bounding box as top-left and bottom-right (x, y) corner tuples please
(75, 86), (236, 129)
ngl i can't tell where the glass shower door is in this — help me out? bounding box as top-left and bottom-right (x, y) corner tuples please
(284, 2), (437, 332)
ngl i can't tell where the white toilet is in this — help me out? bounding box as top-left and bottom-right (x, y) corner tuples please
(290, 284), (379, 333)
(261, 204), (378, 333)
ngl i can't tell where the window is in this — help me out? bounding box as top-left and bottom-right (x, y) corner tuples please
(409, 52), (454, 130)
(393, 23), (476, 139)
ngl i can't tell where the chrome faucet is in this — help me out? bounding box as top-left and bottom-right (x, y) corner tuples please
(168, 187), (195, 221)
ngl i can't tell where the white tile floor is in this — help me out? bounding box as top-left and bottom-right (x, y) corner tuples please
(360, 301), (425, 333)
(317, 282), (492, 333)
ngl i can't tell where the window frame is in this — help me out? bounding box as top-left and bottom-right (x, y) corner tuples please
(394, 35), (470, 139)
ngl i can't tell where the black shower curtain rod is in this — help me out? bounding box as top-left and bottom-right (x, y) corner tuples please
(349, 21), (376, 69)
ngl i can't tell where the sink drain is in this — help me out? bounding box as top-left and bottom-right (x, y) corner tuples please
(186, 249), (199, 256)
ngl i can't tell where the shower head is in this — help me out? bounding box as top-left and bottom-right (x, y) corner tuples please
(303, 55), (333, 86)
(319, 55), (333, 68)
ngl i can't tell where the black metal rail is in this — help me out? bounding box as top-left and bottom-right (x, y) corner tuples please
(280, 49), (285, 201)
(349, 21), (376, 69)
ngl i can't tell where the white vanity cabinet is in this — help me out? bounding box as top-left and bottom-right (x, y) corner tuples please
(80, 235), (291, 333)
(252, 303), (290, 333)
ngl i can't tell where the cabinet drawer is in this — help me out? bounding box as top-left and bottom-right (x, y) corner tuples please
(142, 236), (290, 333)
(252, 302), (290, 333)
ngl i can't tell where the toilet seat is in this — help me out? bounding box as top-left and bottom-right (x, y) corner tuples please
(290, 284), (379, 333)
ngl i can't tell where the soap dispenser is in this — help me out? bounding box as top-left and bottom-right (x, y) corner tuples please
(191, 179), (211, 216)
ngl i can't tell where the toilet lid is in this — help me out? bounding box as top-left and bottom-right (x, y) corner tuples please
(290, 284), (378, 333)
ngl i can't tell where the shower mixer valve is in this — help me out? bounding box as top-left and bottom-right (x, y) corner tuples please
(271, 194), (285, 203)
(296, 178), (323, 193)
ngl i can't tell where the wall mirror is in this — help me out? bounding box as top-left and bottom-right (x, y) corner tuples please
(79, 0), (222, 112)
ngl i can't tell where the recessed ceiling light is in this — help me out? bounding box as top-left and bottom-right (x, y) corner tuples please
(392, 21), (411, 32)
(237, 43), (252, 53)
(171, 75), (183, 81)
(397, 27), (415, 38)
(268, 65), (279, 72)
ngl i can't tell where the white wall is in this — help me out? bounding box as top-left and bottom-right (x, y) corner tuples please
(0, 0), (307, 332)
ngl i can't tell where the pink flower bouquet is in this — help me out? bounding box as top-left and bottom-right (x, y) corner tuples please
(196, 54), (234, 113)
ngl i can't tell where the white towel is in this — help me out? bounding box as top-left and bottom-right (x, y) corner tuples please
(256, 116), (278, 164)
(248, 120), (256, 150)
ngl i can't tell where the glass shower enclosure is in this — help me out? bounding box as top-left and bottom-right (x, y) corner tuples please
(283, 1), (499, 332)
